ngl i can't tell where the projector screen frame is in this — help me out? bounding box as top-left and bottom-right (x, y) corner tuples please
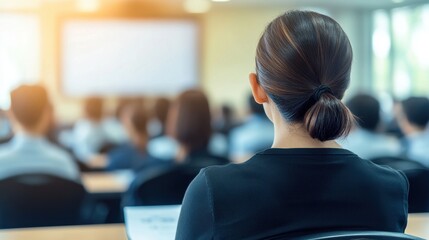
(57, 13), (202, 99)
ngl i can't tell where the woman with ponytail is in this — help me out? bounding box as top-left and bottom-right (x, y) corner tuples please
(176, 11), (408, 239)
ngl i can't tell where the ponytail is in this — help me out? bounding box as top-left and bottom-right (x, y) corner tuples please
(304, 93), (355, 141)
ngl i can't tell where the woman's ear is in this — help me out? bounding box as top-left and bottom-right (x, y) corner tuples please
(249, 73), (268, 104)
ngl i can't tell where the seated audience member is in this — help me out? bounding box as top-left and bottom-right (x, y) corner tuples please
(90, 103), (161, 171)
(101, 98), (137, 145)
(213, 104), (239, 137)
(0, 85), (80, 181)
(70, 97), (110, 163)
(123, 90), (229, 206)
(147, 97), (171, 138)
(396, 97), (429, 166)
(167, 89), (229, 166)
(339, 94), (401, 159)
(229, 94), (274, 162)
(176, 11), (408, 239)
(147, 97), (178, 160)
(148, 96), (229, 160)
(0, 110), (12, 142)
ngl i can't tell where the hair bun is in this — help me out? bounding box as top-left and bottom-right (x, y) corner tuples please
(304, 94), (355, 141)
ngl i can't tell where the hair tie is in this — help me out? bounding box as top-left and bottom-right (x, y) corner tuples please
(312, 85), (333, 101)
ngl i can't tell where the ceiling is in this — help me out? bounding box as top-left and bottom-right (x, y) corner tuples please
(0, 0), (428, 10)
(220, 0), (429, 9)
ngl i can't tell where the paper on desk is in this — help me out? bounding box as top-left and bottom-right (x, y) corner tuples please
(124, 205), (182, 240)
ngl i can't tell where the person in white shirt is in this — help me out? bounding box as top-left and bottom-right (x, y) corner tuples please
(339, 94), (401, 160)
(395, 97), (429, 167)
(0, 85), (80, 182)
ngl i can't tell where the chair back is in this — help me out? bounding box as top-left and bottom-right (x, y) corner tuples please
(370, 156), (429, 213)
(0, 173), (88, 229)
(122, 165), (200, 206)
(370, 156), (426, 171)
(402, 168), (429, 213)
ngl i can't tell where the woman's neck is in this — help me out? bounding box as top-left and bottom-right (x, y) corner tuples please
(271, 121), (341, 149)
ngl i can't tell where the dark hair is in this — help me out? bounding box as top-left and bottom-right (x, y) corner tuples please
(401, 97), (429, 129)
(84, 97), (104, 122)
(167, 90), (211, 152)
(255, 11), (354, 141)
(127, 104), (148, 137)
(10, 85), (50, 128)
(346, 94), (380, 131)
(248, 94), (265, 115)
(115, 97), (144, 119)
(153, 97), (171, 129)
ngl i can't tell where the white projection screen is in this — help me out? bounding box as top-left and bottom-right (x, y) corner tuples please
(61, 19), (199, 96)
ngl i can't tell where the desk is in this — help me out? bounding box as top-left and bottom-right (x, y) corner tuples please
(82, 170), (135, 223)
(82, 170), (134, 194)
(0, 224), (126, 240)
(0, 214), (427, 240)
(406, 213), (429, 239)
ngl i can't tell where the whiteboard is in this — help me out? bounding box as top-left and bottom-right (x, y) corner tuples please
(61, 19), (199, 96)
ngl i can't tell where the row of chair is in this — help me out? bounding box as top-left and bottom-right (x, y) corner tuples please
(0, 163), (199, 229)
(0, 157), (427, 239)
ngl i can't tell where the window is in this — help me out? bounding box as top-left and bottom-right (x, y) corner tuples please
(372, 4), (429, 99)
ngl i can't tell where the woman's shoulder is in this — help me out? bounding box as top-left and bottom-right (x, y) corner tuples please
(199, 154), (261, 185)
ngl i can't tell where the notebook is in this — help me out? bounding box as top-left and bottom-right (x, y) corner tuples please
(124, 205), (182, 240)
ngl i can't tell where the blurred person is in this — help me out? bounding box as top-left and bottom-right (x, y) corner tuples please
(147, 97), (171, 138)
(0, 85), (80, 181)
(146, 97), (178, 160)
(229, 94), (274, 162)
(396, 97), (429, 166)
(70, 97), (110, 163)
(122, 90), (229, 206)
(339, 94), (401, 159)
(89, 103), (162, 171)
(0, 110), (12, 143)
(148, 96), (229, 160)
(167, 89), (229, 166)
(176, 11), (408, 239)
(213, 104), (239, 137)
(101, 98), (135, 145)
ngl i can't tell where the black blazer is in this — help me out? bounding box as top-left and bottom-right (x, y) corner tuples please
(176, 148), (409, 240)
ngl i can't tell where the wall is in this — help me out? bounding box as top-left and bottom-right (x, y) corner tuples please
(34, 3), (370, 122)
(202, 7), (284, 115)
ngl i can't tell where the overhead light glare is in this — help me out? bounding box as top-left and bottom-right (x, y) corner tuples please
(0, 0), (41, 9)
(76, 0), (100, 12)
(184, 0), (211, 14)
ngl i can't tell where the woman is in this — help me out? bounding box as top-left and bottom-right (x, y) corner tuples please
(176, 11), (408, 239)
(122, 90), (228, 206)
(166, 89), (229, 166)
(102, 103), (161, 171)
(86, 103), (160, 171)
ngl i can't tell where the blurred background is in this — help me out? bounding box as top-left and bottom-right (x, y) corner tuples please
(0, 0), (428, 123)
(0, 0), (429, 231)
